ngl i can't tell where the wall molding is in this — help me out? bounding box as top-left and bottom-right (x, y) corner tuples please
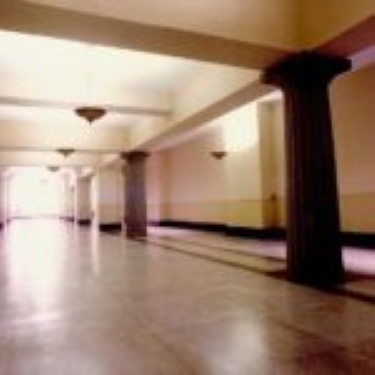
(77, 219), (91, 226)
(341, 232), (375, 249)
(153, 220), (285, 240)
(99, 222), (122, 233)
(152, 220), (375, 248)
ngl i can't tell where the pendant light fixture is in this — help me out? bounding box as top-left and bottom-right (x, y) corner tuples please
(57, 148), (75, 158)
(75, 43), (106, 124)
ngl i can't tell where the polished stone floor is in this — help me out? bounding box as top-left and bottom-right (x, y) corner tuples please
(149, 227), (375, 300)
(2, 219), (375, 374)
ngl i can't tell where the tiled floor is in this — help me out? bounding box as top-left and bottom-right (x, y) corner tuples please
(1, 219), (375, 374)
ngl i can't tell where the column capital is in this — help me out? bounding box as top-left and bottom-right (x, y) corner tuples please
(263, 51), (351, 89)
(121, 151), (149, 162)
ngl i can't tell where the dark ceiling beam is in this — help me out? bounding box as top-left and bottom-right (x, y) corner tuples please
(316, 16), (375, 58)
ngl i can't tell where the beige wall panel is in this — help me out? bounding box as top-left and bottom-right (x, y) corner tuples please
(99, 205), (121, 223)
(158, 103), (269, 228)
(332, 66), (375, 195)
(76, 177), (92, 221)
(146, 153), (167, 221)
(301, 0), (375, 47)
(167, 200), (226, 223)
(165, 130), (226, 203)
(147, 203), (168, 222)
(276, 197), (287, 227)
(225, 199), (264, 228)
(262, 198), (278, 228)
(97, 167), (123, 224)
(340, 194), (375, 232)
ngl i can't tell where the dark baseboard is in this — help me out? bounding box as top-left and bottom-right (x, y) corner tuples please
(99, 222), (122, 233)
(156, 220), (227, 233)
(77, 219), (91, 226)
(62, 216), (75, 222)
(153, 220), (286, 241)
(152, 220), (375, 248)
(226, 226), (286, 240)
(341, 232), (375, 248)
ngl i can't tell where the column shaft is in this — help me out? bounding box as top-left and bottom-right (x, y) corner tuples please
(263, 52), (350, 287)
(123, 151), (148, 238)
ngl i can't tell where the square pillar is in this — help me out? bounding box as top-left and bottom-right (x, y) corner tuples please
(122, 151), (149, 238)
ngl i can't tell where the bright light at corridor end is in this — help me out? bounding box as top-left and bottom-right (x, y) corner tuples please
(222, 104), (258, 152)
(7, 167), (66, 218)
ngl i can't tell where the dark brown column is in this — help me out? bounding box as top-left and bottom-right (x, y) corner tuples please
(263, 52), (351, 287)
(122, 151), (149, 239)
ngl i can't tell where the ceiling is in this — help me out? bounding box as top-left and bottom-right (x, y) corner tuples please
(0, 29), (214, 130)
(0, 0), (372, 171)
(0, 26), (241, 170)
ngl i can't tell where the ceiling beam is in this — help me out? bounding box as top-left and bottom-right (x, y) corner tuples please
(0, 96), (171, 117)
(0, 0), (290, 70)
(132, 80), (274, 150)
(317, 16), (375, 58)
(0, 122), (130, 152)
(0, 151), (101, 166)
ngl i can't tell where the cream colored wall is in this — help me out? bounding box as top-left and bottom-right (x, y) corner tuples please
(62, 173), (75, 219)
(271, 100), (287, 227)
(152, 103), (272, 228)
(76, 176), (91, 221)
(96, 167), (123, 224)
(90, 172), (99, 226)
(146, 152), (167, 222)
(163, 127), (227, 223)
(332, 65), (375, 232)
(2, 175), (9, 223)
(301, 0), (375, 47)
(0, 174), (4, 223)
(258, 101), (279, 227)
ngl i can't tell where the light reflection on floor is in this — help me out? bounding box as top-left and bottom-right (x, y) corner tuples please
(149, 226), (375, 277)
(0, 219), (375, 374)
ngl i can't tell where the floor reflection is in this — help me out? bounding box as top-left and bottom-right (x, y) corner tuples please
(0, 218), (375, 374)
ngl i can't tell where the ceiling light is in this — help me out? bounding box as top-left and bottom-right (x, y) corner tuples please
(57, 148), (75, 158)
(74, 44), (107, 124)
(47, 166), (60, 173)
(210, 151), (227, 159)
(75, 106), (106, 123)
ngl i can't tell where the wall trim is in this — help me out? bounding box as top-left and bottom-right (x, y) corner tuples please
(154, 220), (226, 233)
(99, 222), (122, 233)
(153, 220), (286, 240)
(61, 216), (75, 222)
(152, 220), (375, 248)
(77, 219), (91, 226)
(341, 232), (375, 249)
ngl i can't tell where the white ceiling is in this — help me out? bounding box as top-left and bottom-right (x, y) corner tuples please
(0, 29), (212, 129)
(0, 30), (205, 95)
